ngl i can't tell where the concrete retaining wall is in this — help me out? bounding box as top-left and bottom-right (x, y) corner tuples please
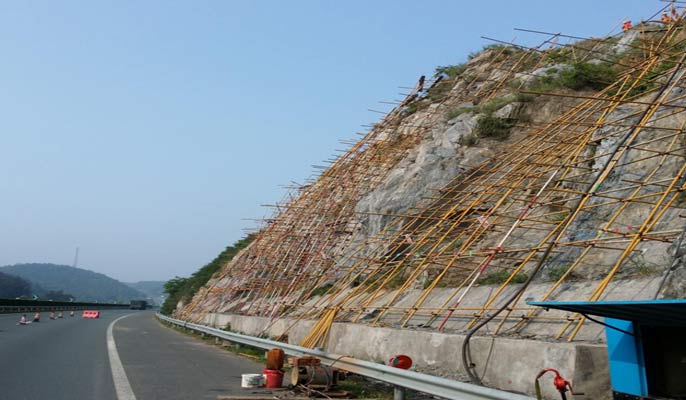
(203, 312), (610, 399)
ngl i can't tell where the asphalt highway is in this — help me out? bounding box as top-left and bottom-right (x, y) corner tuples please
(0, 310), (264, 400)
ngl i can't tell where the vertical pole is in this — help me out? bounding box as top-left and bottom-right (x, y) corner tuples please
(73, 246), (79, 268)
(394, 386), (406, 400)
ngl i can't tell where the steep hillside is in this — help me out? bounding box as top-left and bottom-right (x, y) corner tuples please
(0, 271), (31, 298)
(179, 9), (686, 351)
(161, 234), (254, 315)
(0, 263), (146, 303)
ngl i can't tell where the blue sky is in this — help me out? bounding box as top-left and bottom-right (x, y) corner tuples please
(0, 1), (662, 281)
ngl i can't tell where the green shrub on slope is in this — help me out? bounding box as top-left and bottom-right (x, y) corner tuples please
(475, 115), (516, 140)
(161, 234), (255, 315)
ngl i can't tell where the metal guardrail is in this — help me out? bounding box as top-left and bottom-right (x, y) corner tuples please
(0, 298), (130, 314)
(157, 313), (535, 400)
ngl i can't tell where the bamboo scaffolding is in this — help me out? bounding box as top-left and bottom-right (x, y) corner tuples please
(179, 8), (686, 348)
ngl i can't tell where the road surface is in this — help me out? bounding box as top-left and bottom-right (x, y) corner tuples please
(0, 310), (264, 400)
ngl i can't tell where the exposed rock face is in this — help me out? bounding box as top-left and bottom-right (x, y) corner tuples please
(355, 110), (486, 239)
(171, 21), (686, 400)
(658, 233), (686, 298)
(181, 24), (686, 351)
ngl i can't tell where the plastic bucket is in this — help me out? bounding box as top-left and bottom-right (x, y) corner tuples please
(241, 373), (263, 388)
(263, 369), (284, 389)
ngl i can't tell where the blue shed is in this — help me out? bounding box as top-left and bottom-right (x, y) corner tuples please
(530, 299), (686, 400)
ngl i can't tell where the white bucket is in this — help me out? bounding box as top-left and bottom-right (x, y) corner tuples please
(241, 373), (263, 388)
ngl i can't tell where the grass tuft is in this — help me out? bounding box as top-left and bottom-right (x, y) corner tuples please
(478, 270), (528, 285)
(475, 115), (516, 140)
(445, 106), (474, 121)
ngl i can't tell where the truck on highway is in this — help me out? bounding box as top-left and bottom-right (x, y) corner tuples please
(129, 300), (147, 310)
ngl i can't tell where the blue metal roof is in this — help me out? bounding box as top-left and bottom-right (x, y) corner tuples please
(528, 299), (686, 326)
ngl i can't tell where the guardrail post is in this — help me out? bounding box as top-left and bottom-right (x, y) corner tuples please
(394, 386), (406, 400)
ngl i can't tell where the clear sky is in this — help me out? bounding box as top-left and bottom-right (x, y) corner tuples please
(0, 1), (662, 282)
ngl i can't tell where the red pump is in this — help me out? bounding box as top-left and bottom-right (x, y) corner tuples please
(535, 368), (582, 400)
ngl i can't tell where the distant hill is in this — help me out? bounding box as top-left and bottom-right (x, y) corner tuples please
(125, 281), (165, 305)
(0, 263), (146, 303)
(0, 271), (32, 298)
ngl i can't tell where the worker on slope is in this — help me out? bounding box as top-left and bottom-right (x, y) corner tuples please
(622, 20), (633, 32)
(662, 11), (672, 24)
(32, 312), (40, 322)
(416, 75), (425, 92)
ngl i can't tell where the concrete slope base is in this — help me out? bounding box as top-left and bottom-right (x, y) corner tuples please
(202, 313), (610, 399)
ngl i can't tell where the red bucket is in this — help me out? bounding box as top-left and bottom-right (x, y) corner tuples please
(263, 369), (284, 388)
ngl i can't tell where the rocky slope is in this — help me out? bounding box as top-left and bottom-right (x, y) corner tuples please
(178, 19), (686, 348)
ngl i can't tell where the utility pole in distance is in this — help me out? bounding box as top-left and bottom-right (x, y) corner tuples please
(72, 246), (79, 268)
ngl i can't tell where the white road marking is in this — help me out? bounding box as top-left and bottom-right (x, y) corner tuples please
(107, 314), (138, 400)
